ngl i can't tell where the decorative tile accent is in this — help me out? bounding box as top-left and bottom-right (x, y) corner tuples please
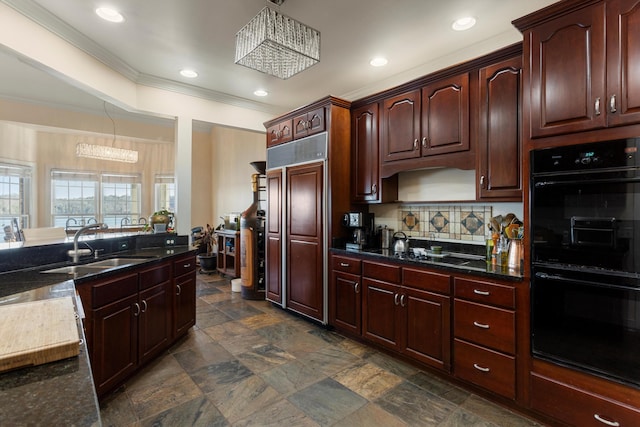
(396, 204), (492, 243)
(400, 210), (420, 232)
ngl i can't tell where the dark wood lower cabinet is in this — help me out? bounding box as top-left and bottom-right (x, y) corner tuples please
(77, 253), (197, 398)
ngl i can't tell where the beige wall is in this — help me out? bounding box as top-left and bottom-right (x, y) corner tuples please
(1, 100), (266, 232)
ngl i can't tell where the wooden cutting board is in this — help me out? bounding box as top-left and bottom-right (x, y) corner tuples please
(0, 296), (80, 373)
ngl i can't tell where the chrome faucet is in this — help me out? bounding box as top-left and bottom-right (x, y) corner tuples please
(69, 223), (108, 263)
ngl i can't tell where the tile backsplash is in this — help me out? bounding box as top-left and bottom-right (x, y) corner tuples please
(371, 202), (523, 245)
(398, 205), (492, 243)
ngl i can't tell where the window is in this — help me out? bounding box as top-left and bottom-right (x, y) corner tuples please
(0, 163), (31, 231)
(154, 174), (175, 213)
(51, 170), (98, 227)
(101, 173), (141, 227)
(51, 170), (142, 228)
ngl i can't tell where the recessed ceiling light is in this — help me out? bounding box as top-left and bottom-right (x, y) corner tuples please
(180, 69), (198, 78)
(452, 16), (476, 31)
(254, 89), (268, 97)
(95, 7), (124, 23)
(370, 57), (388, 67)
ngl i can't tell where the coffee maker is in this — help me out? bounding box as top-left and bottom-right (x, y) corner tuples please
(342, 212), (374, 251)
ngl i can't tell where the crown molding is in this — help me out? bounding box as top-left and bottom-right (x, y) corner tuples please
(1, 0), (279, 116)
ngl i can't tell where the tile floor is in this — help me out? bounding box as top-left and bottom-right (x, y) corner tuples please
(99, 274), (545, 426)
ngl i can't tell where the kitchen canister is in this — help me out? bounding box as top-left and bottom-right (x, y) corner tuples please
(380, 227), (393, 249)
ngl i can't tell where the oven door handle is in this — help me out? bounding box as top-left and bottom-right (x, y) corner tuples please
(535, 175), (640, 188)
(535, 271), (639, 291)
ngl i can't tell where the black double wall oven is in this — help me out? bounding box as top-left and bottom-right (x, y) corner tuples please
(530, 138), (640, 389)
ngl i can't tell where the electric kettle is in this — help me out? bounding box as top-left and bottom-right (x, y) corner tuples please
(392, 231), (409, 255)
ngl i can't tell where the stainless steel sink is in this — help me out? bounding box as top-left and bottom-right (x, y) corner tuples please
(86, 258), (149, 267)
(41, 258), (149, 275)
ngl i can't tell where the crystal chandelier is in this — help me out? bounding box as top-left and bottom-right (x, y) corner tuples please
(235, 1), (320, 80)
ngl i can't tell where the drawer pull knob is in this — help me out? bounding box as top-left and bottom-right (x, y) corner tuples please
(594, 414), (620, 427)
(473, 321), (490, 329)
(473, 363), (490, 372)
(473, 289), (490, 296)
(183, 263), (191, 268)
(340, 262), (350, 267)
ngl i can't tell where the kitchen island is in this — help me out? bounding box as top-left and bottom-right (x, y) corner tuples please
(0, 240), (196, 426)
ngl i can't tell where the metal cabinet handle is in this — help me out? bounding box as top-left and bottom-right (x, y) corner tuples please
(413, 139), (418, 150)
(610, 94), (617, 113)
(371, 184), (377, 194)
(421, 137), (427, 148)
(479, 175), (485, 188)
(594, 414), (620, 427)
(133, 302), (141, 317)
(394, 293), (400, 305)
(340, 262), (350, 267)
(473, 289), (490, 296)
(176, 284), (182, 296)
(400, 294), (406, 307)
(595, 97), (601, 115)
(473, 363), (490, 372)
(354, 282), (360, 293)
(183, 263), (191, 268)
(473, 321), (490, 329)
(141, 300), (148, 313)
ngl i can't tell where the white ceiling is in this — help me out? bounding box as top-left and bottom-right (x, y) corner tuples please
(0, 0), (558, 121)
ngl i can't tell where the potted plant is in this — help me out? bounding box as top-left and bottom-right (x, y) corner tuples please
(195, 224), (217, 273)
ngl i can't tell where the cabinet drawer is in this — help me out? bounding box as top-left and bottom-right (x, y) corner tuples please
(139, 263), (171, 290)
(403, 267), (450, 295)
(531, 373), (640, 427)
(454, 339), (515, 400)
(454, 299), (515, 354)
(454, 277), (515, 309)
(332, 255), (362, 275)
(173, 255), (196, 277)
(91, 273), (139, 308)
(363, 260), (400, 283)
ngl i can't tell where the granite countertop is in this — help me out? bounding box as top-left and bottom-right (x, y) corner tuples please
(0, 245), (196, 426)
(331, 245), (524, 281)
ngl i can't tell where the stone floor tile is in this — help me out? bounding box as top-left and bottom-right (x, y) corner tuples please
(407, 371), (471, 405)
(233, 397), (318, 427)
(236, 343), (296, 374)
(189, 359), (254, 394)
(331, 402), (408, 427)
(332, 361), (403, 400)
(258, 359), (328, 395)
(138, 395), (228, 427)
(461, 395), (543, 427)
(374, 380), (457, 426)
(127, 372), (203, 420)
(295, 345), (361, 377)
(437, 407), (499, 427)
(172, 341), (236, 373)
(287, 377), (368, 426)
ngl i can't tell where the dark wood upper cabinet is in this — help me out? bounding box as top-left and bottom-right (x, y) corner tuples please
(421, 73), (470, 156)
(477, 56), (523, 200)
(607, 0), (640, 127)
(293, 106), (325, 139)
(351, 102), (398, 203)
(515, 0), (640, 139)
(381, 90), (421, 162)
(266, 119), (293, 147)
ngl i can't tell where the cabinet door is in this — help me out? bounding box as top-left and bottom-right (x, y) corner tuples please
(382, 90), (421, 162)
(362, 277), (400, 350)
(91, 293), (139, 396)
(352, 103), (380, 202)
(478, 57), (522, 200)
(529, 2), (606, 137)
(402, 287), (451, 372)
(293, 107), (325, 139)
(607, 0), (640, 127)
(266, 169), (282, 304)
(286, 162), (324, 320)
(330, 270), (361, 335)
(421, 73), (470, 156)
(266, 119), (293, 147)
(139, 280), (172, 364)
(174, 271), (196, 337)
